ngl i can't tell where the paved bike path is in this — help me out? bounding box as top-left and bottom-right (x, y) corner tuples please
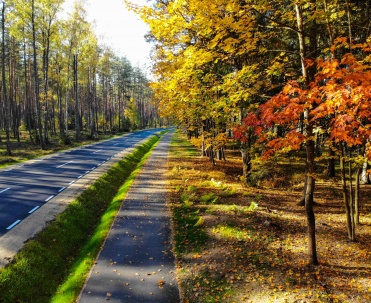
(78, 131), (180, 303)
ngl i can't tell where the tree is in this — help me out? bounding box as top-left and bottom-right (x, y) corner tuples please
(124, 97), (140, 130)
(64, 0), (91, 141)
(131, 0), (265, 165)
(312, 50), (371, 240)
(1, 1), (11, 155)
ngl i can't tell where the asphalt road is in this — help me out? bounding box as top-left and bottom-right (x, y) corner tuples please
(0, 129), (162, 237)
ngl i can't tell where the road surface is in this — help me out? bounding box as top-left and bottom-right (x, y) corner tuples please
(0, 129), (162, 237)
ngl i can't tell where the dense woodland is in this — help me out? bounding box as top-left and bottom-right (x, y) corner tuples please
(128, 0), (371, 266)
(0, 0), (161, 155)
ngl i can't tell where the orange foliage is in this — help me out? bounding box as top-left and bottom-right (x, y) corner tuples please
(235, 51), (371, 159)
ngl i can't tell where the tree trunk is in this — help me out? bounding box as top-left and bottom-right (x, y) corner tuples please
(348, 157), (356, 239)
(2, 2), (11, 156)
(23, 42), (34, 144)
(355, 165), (361, 225)
(74, 53), (79, 141)
(339, 144), (355, 241)
(209, 145), (215, 166)
(42, 29), (52, 145)
(296, 3), (318, 266)
(241, 143), (251, 179)
(31, 0), (45, 149)
(304, 126), (318, 265)
(57, 77), (64, 136)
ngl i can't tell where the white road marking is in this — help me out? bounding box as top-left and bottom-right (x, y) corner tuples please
(6, 220), (21, 230)
(28, 206), (40, 214)
(0, 188), (10, 194)
(57, 161), (73, 168)
(45, 195), (54, 202)
(58, 187), (66, 192)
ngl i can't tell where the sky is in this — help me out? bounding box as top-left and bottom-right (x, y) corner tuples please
(62, 0), (152, 73)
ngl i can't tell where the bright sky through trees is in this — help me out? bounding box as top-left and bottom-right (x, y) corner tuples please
(62, 0), (151, 71)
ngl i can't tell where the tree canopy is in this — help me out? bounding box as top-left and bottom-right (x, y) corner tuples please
(128, 0), (371, 265)
(0, 0), (161, 153)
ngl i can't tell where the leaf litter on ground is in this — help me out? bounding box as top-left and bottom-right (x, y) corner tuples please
(168, 133), (371, 303)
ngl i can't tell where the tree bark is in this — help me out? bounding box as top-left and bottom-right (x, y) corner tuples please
(74, 53), (79, 141)
(23, 42), (34, 144)
(241, 141), (252, 179)
(304, 125), (318, 265)
(355, 165), (361, 225)
(31, 0), (45, 149)
(42, 20), (53, 145)
(339, 144), (355, 241)
(1, 2), (11, 156)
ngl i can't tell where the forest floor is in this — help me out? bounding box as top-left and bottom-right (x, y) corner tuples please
(168, 133), (371, 303)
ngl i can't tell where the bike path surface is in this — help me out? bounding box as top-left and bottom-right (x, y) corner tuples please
(78, 131), (180, 303)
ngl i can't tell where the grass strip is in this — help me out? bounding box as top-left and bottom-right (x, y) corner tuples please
(169, 133), (208, 256)
(169, 133), (232, 302)
(0, 135), (160, 303)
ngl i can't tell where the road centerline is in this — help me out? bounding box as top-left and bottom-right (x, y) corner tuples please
(57, 161), (73, 168)
(0, 188), (10, 194)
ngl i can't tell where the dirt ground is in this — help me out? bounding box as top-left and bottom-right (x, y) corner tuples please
(168, 134), (371, 303)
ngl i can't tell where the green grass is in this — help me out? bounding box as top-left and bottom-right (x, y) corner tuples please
(200, 193), (219, 204)
(170, 134), (208, 255)
(170, 134), (199, 158)
(0, 135), (160, 303)
(172, 204), (208, 255)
